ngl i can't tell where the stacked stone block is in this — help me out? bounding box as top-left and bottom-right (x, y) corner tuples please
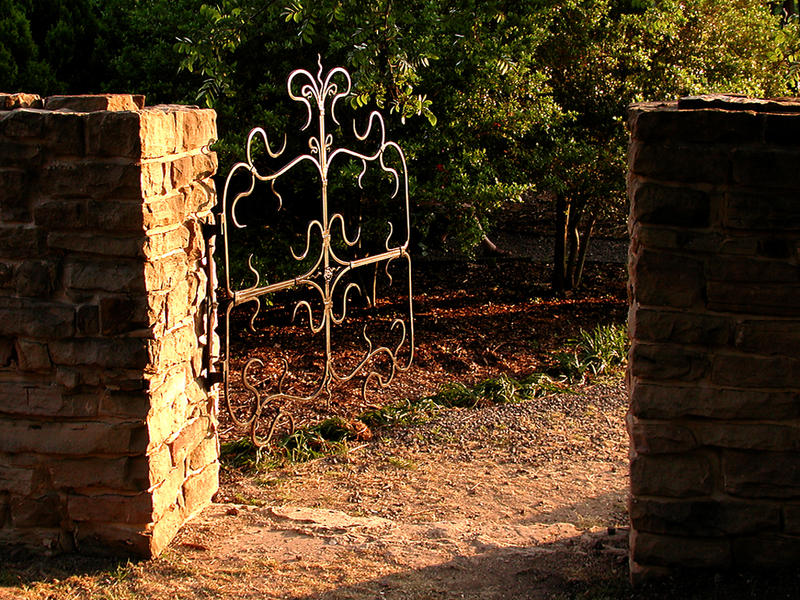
(627, 95), (800, 580)
(0, 93), (219, 557)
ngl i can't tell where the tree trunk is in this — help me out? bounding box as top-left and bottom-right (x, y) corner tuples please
(469, 205), (509, 256)
(566, 223), (580, 289)
(553, 193), (569, 293)
(779, 0), (795, 23)
(480, 233), (509, 256)
(572, 216), (596, 289)
(565, 201), (585, 290)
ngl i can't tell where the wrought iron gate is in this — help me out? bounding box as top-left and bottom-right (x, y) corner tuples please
(211, 60), (414, 448)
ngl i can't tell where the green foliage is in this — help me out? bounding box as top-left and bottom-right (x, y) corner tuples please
(555, 323), (629, 383)
(27, 0), (105, 93)
(275, 419), (349, 464)
(361, 373), (571, 430)
(537, 0), (798, 290)
(221, 417), (356, 469)
(219, 436), (263, 470)
(0, 0), (204, 104)
(431, 373), (552, 408)
(0, 0), (56, 92)
(171, 0), (799, 277)
(428, 382), (480, 409)
(7, 1), (798, 287)
(95, 0), (203, 103)
(360, 397), (442, 428)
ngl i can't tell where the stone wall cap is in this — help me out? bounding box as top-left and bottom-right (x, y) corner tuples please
(678, 94), (800, 114)
(0, 93), (44, 109)
(626, 101), (676, 115)
(147, 104), (202, 112)
(44, 94), (146, 113)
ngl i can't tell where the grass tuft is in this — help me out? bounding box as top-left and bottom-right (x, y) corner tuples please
(221, 417), (361, 471)
(554, 323), (628, 383)
(220, 359), (597, 472)
(360, 397), (442, 428)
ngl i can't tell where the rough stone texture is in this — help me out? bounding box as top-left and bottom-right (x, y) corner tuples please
(44, 94), (145, 113)
(0, 94), (219, 558)
(0, 94), (43, 110)
(627, 95), (800, 582)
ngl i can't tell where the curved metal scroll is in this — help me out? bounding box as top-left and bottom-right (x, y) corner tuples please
(218, 59), (415, 448)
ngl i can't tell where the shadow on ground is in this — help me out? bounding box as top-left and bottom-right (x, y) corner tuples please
(287, 534), (629, 600)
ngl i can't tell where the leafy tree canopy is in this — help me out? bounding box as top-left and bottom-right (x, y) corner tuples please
(3, 0), (798, 289)
(173, 1), (799, 277)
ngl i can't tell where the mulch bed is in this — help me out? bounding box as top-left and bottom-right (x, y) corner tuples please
(219, 257), (628, 443)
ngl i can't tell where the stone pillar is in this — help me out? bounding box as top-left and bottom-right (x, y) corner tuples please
(627, 95), (800, 581)
(0, 93), (219, 557)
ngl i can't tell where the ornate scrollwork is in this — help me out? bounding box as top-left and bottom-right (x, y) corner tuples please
(218, 58), (414, 449)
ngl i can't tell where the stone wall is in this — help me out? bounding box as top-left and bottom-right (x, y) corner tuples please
(627, 95), (800, 580)
(0, 93), (219, 557)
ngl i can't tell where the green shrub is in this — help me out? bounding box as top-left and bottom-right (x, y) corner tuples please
(555, 323), (628, 382)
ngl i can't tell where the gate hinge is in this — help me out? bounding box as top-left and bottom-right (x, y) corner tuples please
(201, 216), (222, 391)
(204, 370), (224, 387)
(201, 221), (218, 242)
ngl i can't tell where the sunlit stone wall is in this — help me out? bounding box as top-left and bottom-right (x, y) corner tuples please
(0, 93), (219, 557)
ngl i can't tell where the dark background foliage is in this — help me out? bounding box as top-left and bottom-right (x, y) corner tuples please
(2, 0), (799, 290)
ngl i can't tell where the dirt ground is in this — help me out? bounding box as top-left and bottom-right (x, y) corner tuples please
(3, 254), (799, 599)
(175, 381), (630, 600)
(5, 379), (800, 600)
(1, 254), (637, 600)
(1, 380), (632, 600)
